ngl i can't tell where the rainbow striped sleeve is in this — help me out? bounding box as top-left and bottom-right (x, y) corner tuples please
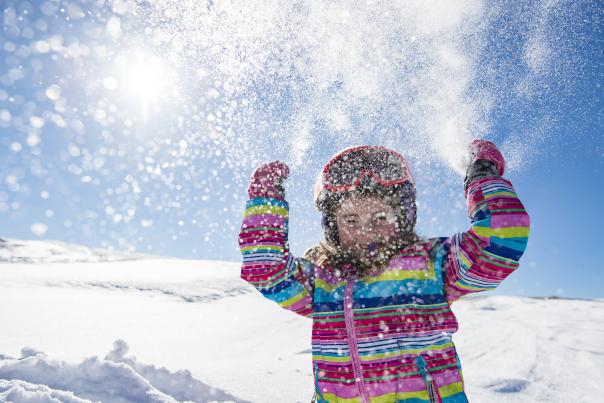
(444, 177), (530, 302)
(239, 197), (314, 318)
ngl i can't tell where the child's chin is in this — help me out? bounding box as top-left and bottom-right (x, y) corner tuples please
(357, 249), (393, 267)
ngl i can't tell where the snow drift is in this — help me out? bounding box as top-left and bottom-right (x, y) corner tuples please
(1, 238), (602, 402)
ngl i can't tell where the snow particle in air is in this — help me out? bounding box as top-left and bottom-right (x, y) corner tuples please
(106, 16), (122, 40)
(45, 84), (61, 100)
(103, 77), (118, 90)
(34, 40), (50, 53)
(3, 42), (16, 52)
(30, 115), (45, 129)
(0, 109), (12, 124)
(27, 133), (41, 147)
(30, 222), (48, 237)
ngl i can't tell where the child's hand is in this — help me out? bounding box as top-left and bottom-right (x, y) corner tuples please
(464, 140), (505, 191)
(468, 139), (505, 176)
(248, 161), (290, 200)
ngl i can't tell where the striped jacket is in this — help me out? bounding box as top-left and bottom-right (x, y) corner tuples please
(239, 177), (530, 403)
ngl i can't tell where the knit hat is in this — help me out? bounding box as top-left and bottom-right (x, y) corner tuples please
(314, 145), (417, 249)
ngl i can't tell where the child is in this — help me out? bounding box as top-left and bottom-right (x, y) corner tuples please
(239, 141), (530, 403)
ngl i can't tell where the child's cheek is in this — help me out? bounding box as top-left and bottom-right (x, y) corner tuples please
(376, 225), (398, 241)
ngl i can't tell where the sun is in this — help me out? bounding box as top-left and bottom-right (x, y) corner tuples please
(122, 56), (165, 102)
(111, 50), (172, 115)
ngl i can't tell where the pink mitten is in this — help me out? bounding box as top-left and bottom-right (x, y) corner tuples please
(248, 161), (290, 200)
(468, 139), (505, 176)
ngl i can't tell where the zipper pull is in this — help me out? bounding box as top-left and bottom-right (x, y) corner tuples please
(416, 355), (440, 403)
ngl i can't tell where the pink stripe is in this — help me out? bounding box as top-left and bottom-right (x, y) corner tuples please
(388, 256), (428, 270)
(432, 367), (463, 387)
(319, 368), (462, 399)
(354, 330), (453, 345)
(242, 214), (285, 228)
(243, 240), (285, 246)
(368, 376), (426, 395)
(490, 213), (530, 228)
(322, 376), (426, 399)
(288, 295), (312, 311)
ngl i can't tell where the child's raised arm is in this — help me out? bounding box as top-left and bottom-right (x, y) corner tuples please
(238, 161), (316, 318)
(443, 140), (531, 302)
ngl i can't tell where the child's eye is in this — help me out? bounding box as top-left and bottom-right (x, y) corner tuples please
(374, 212), (393, 224)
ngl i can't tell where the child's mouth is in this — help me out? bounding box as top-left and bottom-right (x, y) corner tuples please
(367, 243), (379, 256)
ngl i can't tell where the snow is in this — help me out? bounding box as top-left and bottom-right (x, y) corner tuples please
(1, 238), (602, 402)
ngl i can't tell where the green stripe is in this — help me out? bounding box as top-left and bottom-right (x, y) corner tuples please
(241, 226), (285, 232)
(476, 253), (518, 268)
(354, 308), (452, 321)
(311, 302), (450, 317)
(489, 208), (526, 213)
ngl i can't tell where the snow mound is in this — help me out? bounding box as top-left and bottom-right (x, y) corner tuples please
(0, 379), (93, 403)
(1, 253), (251, 304)
(0, 341), (242, 403)
(0, 238), (152, 264)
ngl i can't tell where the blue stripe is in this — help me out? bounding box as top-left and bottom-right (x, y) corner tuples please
(314, 293), (446, 312)
(490, 236), (528, 250)
(314, 286), (345, 303)
(261, 279), (305, 302)
(242, 255), (281, 263)
(241, 249), (283, 258)
(246, 197), (288, 208)
(354, 293), (446, 309)
(313, 301), (344, 312)
(485, 241), (524, 260)
(472, 209), (490, 221)
(442, 392), (469, 403)
(354, 279), (442, 299)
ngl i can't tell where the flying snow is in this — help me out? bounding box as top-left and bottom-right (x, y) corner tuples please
(0, 0), (595, 255)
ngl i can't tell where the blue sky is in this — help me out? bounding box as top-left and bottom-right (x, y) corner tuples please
(1, 1), (602, 298)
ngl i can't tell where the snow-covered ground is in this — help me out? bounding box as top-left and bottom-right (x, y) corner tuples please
(1, 238), (602, 402)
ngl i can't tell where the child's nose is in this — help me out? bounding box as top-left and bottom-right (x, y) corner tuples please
(355, 224), (378, 238)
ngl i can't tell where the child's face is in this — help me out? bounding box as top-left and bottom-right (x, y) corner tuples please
(335, 194), (400, 265)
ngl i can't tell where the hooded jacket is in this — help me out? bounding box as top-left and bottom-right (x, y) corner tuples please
(238, 176), (530, 403)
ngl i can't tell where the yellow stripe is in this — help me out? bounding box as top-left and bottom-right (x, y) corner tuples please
(439, 381), (465, 398)
(244, 205), (288, 217)
(364, 262), (436, 284)
(458, 251), (471, 269)
(277, 287), (308, 309)
(319, 393), (361, 403)
(240, 245), (283, 253)
(322, 390), (428, 403)
(484, 190), (516, 199)
(315, 277), (347, 291)
(314, 355), (351, 363)
(473, 226), (530, 238)
(372, 390), (428, 403)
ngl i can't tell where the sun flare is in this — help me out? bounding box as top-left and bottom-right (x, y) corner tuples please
(113, 51), (171, 111)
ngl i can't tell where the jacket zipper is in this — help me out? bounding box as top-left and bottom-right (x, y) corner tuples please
(344, 279), (370, 403)
(313, 363), (329, 403)
(416, 355), (441, 403)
